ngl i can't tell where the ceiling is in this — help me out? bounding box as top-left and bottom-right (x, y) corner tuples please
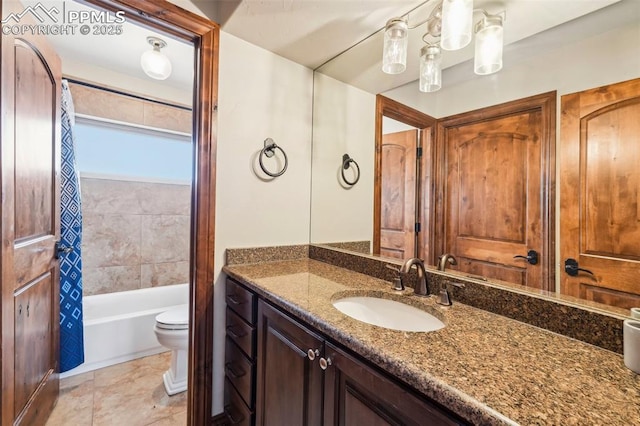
(22, 0), (624, 95)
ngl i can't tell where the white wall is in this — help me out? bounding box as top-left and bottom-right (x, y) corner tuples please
(213, 31), (314, 413)
(310, 73), (375, 245)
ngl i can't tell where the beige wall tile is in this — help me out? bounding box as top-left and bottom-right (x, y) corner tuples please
(140, 215), (190, 263)
(141, 261), (189, 288)
(83, 266), (141, 296)
(136, 182), (191, 216)
(81, 178), (190, 216)
(69, 83), (191, 134)
(81, 179), (143, 215)
(83, 214), (141, 268)
(143, 102), (192, 134)
(70, 83), (144, 124)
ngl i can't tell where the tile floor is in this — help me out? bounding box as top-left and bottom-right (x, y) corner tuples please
(46, 352), (186, 426)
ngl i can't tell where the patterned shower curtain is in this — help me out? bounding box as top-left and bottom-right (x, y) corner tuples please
(59, 80), (84, 372)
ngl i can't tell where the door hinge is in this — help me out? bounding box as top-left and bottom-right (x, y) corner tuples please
(416, 147), (423, 158)
(415, 222), (421, 233)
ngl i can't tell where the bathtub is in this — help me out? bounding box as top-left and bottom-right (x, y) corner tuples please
(61, 283), (189, 378)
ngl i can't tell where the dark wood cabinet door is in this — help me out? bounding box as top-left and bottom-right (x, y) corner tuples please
(323, 342), (464, 426)
(256, 300), (323, 426)
(1, 7), (62, 425)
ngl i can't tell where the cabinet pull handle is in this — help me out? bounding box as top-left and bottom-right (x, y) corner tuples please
(564, 258), (595, 277)
(226, 295), (242, 305)
(225, 362), (246, 379)
(307, 348), (320, 361)
(319, 357), (332, 370)
(513, 249), (539, 265)
(226, 326), (247, 339)
(225, 405), (245, 425)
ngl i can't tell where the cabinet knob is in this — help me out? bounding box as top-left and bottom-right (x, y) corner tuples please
(307, 348), (320, 361)
(319, 357), (332, 370)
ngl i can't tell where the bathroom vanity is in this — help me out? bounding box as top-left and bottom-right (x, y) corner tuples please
(222, 258), (640, 425)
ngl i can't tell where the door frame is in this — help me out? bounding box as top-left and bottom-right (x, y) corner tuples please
(82, 1), (219, 423)
(1, 0), (219, 424)
(374, 95), (437, 260)
(435, 91), (556, 291)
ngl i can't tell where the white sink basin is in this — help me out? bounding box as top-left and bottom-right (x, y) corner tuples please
(332, 296), (445, 332)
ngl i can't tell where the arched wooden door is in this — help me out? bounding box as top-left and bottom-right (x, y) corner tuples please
(1, 8), (62, 425)
(560, 78), (640, 308)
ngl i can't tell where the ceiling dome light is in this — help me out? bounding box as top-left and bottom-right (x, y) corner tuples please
(140, 36), (172, 80)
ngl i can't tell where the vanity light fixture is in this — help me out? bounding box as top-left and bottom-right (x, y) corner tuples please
(441, 0), (474, 51)
(420, 44), (442, 92)
(382, 0), (505, 92)
(382, 18), (409, 74)
(474, 12), (504, 75)
(140, 36), (172, 81)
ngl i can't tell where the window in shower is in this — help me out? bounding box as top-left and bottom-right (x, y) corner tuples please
(74, 117), (192, 182)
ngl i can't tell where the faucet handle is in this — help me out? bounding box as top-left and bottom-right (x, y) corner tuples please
(437, 281), (465, 306)
(385, 264), (405, 291)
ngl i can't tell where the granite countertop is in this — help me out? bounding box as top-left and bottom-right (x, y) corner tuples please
(223, 259), (640, 426)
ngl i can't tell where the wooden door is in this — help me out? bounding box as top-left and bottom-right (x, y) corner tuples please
(256, 300), (323, 426)
(437, 93), (556, 290)
(1, 6), (62, 425)
(322, 342), (462, 426)
(380, 130), (418, 259)
(560, 78), (640, 308)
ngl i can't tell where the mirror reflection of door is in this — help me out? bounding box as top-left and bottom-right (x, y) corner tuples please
(560, 77), (640, 309)
(374, 96), (436, 262)
(437, 92), (556, 291)
(380, 119), (418, 259)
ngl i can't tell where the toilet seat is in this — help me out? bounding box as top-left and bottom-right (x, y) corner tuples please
(155, 304), (189, 330)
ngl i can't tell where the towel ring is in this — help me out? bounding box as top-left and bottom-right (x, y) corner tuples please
(259, 138), (288, 177)
(341, 154), (360, 186)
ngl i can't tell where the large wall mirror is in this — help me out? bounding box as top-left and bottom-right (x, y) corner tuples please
(310, 0), (640, 311)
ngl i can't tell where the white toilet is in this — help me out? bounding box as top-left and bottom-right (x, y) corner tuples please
(154, 304), (189, 396)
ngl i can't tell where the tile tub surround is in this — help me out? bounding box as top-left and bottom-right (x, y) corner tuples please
(223, 259), (640, 425)
(309, 244), (627, 354)
(81, 176), (191, 296)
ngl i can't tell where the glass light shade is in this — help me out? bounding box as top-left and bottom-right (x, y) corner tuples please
(382, 18), (408, 74)
(419, 45), (442, 92)
(441, 0), (473, 51)
(474, 16), (503, 75)
(141, 47), (172, 80)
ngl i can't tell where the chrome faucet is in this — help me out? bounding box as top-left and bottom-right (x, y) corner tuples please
(437, 253), (457, 271)
(400, 258), (430, 296)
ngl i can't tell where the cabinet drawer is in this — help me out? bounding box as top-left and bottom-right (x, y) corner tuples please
(226, 278), (256, 324)
(225, 337), (254, 409)
(226, 307), (255, 359)
(224, 378), (253, 426)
